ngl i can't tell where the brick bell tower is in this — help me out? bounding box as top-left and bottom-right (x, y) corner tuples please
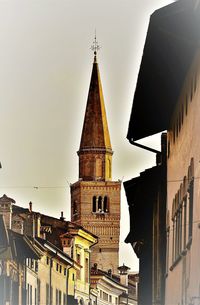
(70, 37), (121, 274)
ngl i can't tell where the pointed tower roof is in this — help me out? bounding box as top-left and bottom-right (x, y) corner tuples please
(79, 55), (112, 153)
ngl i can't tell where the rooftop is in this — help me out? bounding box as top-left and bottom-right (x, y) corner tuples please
(127, 0), (200, 141)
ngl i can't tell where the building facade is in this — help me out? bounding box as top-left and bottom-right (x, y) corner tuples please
(165, 48), (200, 305)
(124, 135), (167, 305)
(125, 1), (200, 305)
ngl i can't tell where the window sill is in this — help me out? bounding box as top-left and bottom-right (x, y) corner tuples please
(170, 255), (182, 271)
(92, 212), (109, 215)
(169, 241), (192, 271)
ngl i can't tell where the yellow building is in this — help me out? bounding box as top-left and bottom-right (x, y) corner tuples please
(31, 237), (78, 305)
(41, 214), (98, 305)
(0, 196), (90, 305)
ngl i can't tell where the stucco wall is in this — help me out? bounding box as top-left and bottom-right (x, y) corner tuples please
(165, 51), (200, 305)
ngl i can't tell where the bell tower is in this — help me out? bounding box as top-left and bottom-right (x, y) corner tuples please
(70, 37), (121, 274)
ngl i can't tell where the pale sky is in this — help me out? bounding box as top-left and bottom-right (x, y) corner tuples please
(0, 0), (174, 271)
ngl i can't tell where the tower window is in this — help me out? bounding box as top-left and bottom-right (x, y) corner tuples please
(92, 196), (109, 213)
(93, 196), (97, 212)
(98, 196), (102, 212)
(103, 196), (109, 213)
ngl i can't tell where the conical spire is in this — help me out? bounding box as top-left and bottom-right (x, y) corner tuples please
(79, 57), (112, 151)
(78, 43), (113, 181)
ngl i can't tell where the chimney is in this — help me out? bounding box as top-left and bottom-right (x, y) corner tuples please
(93, 263), (98, 270)
(60, 211), (65, 221)
(29, 202), (32, 213)
(118, 264), (130, 286)
(108, 269), (112, 277)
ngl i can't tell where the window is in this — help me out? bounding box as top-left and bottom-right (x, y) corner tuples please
(34, 288), (36, 305)
(51, 287), (53, 305)
(109, 296), (112, 303)
(56, 289), (58, 305)
(56, 263), (59, 272)
(27, 284), (29, 305)
(71, 244), (74, 259)
(188, 178), (194, 241)
(77, 254), (81, 279)
(63, 293), (66, 305)
(166, 211), (170, 274)
(56, 289), (62, 305)
(85, 258), (89, 283)
(103, 196), (108, 212)
(46, 284), (49, 305)
(98, 196), (102, 211)
(171, 159), (194, 268)
(92, 196), (109, 213)
(31, 259), (34, 269)
(37, 280), (40, 305)
(59, 291), (62, 305)
(30, 285), (32, 305)
(103, 292), (108, 301)
(35, 261), (38, 272)
(93, 196), (97, 212)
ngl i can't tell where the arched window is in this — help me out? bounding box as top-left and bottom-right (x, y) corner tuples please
(98, 196), (102, 212)
(103, 196), (109, 213)
(93, 196), (97, 212)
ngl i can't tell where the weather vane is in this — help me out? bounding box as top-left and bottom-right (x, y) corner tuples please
(90, 31), (101, 60)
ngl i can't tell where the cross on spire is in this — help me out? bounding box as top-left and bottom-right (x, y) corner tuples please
(91, 31), (101, 62)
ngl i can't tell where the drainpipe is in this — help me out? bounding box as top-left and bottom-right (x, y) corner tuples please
(128, 140), (160, 154)
(66, 265), (73, 305)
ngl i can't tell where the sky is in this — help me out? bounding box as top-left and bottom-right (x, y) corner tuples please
(0, 0), (174, 271)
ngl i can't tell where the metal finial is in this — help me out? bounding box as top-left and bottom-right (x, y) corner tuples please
(90, 31), (101, 61)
